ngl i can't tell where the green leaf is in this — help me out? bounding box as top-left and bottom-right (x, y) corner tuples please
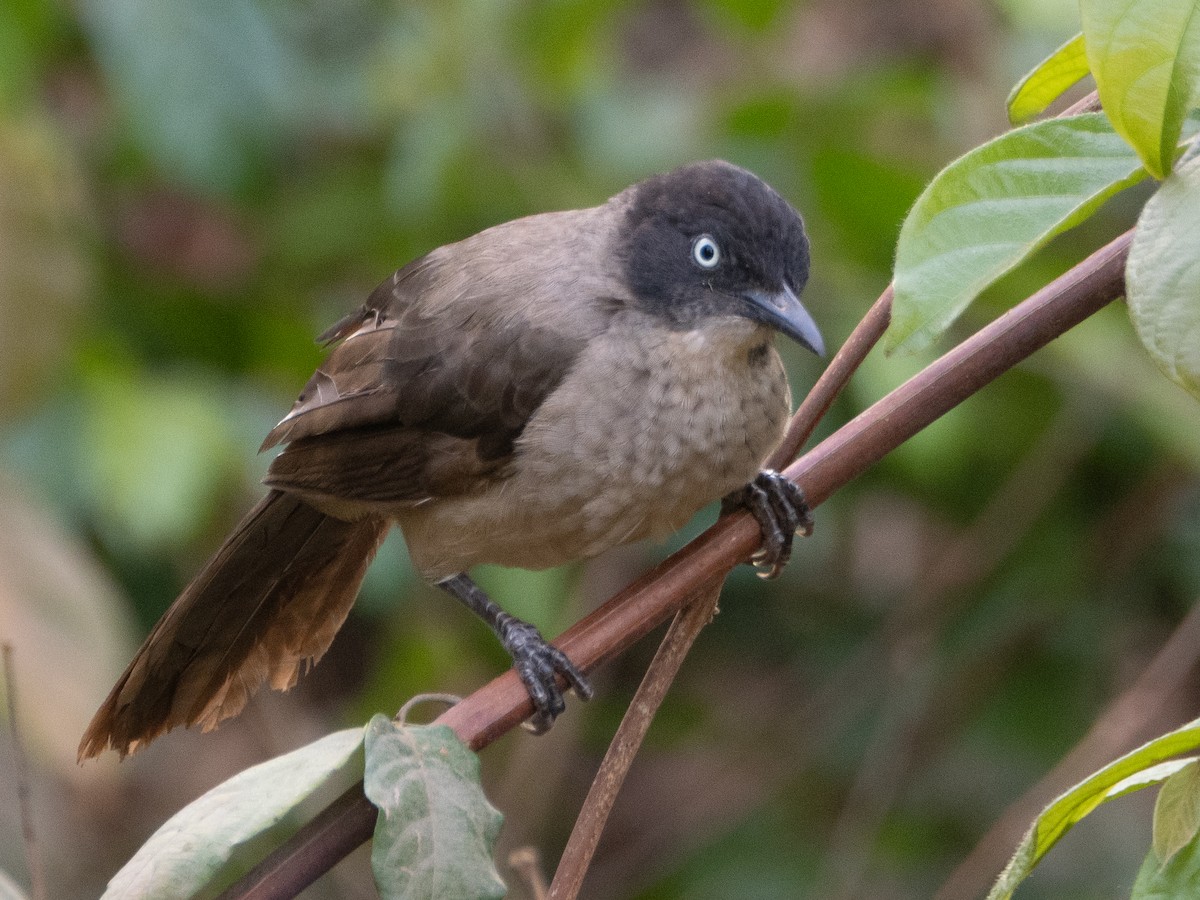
(1126, 147), (1200, 398)
(1008, 33), (1091, 124)
(363, 715), (505, 900)
(1133, 827), (1200, 899)
(1154, 759), (1200, 865)
(986, 716), (1200, 900)
(1081, 0), (1200, 179)
(103, 726), (365, 899)
(889, 113), (1145, 354)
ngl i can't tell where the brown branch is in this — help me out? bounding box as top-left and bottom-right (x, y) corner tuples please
(219, 222), (1131, 899)
(547, 583), (722, 900)
(788, 231), (1127, 507)
(768, 285), (894, 471)
(509, 847), (550, 900)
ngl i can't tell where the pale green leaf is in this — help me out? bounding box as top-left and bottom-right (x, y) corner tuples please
(889, 113), (1145, 354)
(364, 715), (505, 900)
(1081, 0), (1200, 179)
(1127, 147), (1200, 398)
(1008, 33), (1091, 124)
(1133, 827), (1200, 899)
(103, 726), (365, 899)
(1154, 759), (1200, 865)
(987, 717), (1200, 900)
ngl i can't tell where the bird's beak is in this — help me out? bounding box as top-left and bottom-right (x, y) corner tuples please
(742, 284), (825, 357)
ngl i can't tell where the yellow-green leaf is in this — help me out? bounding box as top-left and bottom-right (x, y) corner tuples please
(1082, 0), (1200, 178)
(987, 717), (1200, 900)
(1008, 33), (1091, 124)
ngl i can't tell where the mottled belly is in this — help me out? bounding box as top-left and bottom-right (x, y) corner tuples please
(398, 321), (791, 579)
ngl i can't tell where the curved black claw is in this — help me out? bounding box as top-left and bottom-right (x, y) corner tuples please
(497, 617), (593, 733)
(436, 573), (592, 732)
(724, 469), (814, 580)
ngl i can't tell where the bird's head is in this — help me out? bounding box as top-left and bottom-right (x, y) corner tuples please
(620, 160), (824, 357)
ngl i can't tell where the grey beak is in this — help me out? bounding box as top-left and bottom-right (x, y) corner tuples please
(742, 284), (825, 357)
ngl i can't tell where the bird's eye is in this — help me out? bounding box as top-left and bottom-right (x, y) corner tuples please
(691, 235), (721, 269)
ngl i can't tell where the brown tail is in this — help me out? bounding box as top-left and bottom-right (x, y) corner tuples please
(79, 490), (387, 760)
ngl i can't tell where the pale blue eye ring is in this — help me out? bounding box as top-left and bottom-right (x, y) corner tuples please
(692, 235), (721, 268)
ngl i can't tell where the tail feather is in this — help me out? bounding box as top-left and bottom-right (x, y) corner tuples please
(79, 490), (387, 759)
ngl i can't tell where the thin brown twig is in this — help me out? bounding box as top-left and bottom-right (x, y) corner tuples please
(546, 584), (722, 900)
(509, 847), (550, 900)
(768, 285), (894, 472)
(3, 644), (46, 900)
(218, 221), (1131, 900)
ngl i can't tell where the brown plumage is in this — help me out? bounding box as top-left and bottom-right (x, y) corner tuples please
(79, 491), (387, 757)
(80, 160), (824, 758)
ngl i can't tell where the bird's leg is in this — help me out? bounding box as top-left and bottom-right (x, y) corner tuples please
(722, 470), (814, 580)
(436, 573), (593, 732)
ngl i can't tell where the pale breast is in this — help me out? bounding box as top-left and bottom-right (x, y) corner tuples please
(397, 315), (792, 579)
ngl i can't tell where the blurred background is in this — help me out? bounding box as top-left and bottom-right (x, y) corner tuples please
(3, 0), (1200, 897)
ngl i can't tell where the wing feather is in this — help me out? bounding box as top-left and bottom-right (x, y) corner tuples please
(261, 208), (623, 506)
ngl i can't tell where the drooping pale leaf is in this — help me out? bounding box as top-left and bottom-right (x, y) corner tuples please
(103, 727), (365, 899)
(1081, 0), (1200, 179)
(889, 113), (1145, 354)
(1126, 147), (1200, 398)
(1133, 827), (1200, 899)
(1008, 33), (1091, 124)
(1154, 759), (1200, 865)
(986, 717), (1200, 900)
(363, 715), (505, 900)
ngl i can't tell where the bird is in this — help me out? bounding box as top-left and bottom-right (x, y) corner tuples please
(78, 159), (825, 759)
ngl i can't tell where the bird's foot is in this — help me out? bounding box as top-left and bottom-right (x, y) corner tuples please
(497, 618), (593, 733)
(437, 572), (592, 732)
(724, 470), (813, 579)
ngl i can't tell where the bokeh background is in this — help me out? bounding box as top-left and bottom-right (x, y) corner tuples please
(3, 0), (1200, 897)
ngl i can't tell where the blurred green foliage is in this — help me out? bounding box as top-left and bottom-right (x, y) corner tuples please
(2, 1), (1199, 898)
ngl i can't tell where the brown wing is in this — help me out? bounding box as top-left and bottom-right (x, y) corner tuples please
(261, 215), (619, 507)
